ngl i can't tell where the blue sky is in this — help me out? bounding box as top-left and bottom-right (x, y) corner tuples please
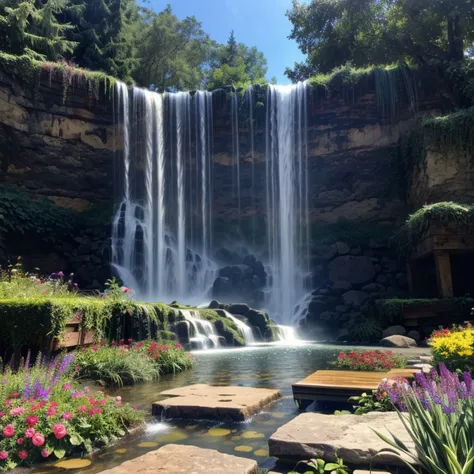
(143, 0), (305, 84)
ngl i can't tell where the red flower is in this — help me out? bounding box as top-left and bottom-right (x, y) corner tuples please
(52, 424), (67, 440)
(18, 450), (28, 460)
(17, 438), (24, 445)
(26, 415), (38, 426)
(77, 405), (87, 413)
(32, 433), (45, 447)
(128, 338), (133, 343)
(10, 392), (19, 399)
(46, 406), (57, 417)
(2, 424), (14, 437)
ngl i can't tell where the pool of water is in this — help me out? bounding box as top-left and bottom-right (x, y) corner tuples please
(31, 343), (427, 473)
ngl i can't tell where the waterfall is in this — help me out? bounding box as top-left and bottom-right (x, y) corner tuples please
(275, 325), (300, 343)
(111, 86), (216, 303)
(265, 82), (310, 326)
(180, 310), (221, 349)
(231, 91), (241, 217)
(247, 85), (256, 245)
(222, 311), (256, 345)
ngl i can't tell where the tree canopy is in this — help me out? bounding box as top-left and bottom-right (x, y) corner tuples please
(0, 1), (272, 90)
(286, 0), (474, 82)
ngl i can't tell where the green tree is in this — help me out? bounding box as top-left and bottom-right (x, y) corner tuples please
(205, 30), (269, 89)
(64, 0), (140, 80)
(135, 5), (211, 91)
(286, 0), (474, 82)
(0, 0), (76, 60)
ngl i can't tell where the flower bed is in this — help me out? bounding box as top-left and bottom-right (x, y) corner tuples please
(0, 354), (144, 471)
(335, 350), (407, 371)
(73, 340), (193, 387)
(430, 324), (474, 373)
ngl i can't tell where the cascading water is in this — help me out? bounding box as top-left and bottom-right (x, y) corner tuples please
(111, 85), (216, 303)
(222, 311), (256, 345)
(180, 310), (221, 349)
(231, 91), (241, 217)
(275, 325), (300, 343)
(265, 82), (311, 326)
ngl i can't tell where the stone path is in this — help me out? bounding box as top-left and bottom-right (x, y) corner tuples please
(99, 444), (258, 474)
(152, 384), (281, 421)
(268, 412), (416, 466)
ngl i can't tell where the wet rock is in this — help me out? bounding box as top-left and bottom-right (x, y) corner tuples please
(215, 247), (241, 264)
(246, 310), (269, 333)
(228, 303), (250, 316)
(328, 256), (376, 285)
(175, 321), (190, 344)
(331, 281), (352, 295)
(380, 335), (417, 348)
(376, 274), (389, 285)
(342, 290), (369, 307)
(362, 283), (386, 292)
(335, 305), (350, 313)
(209, 300), (220, 309)
(333, 242), (350, 255)
(212, 277), (232, 297)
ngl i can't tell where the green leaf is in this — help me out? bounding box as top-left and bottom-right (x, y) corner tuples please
(69, 434), (83, 446)
(54, 448), (66, 459)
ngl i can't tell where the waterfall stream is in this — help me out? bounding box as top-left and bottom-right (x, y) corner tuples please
(180, 310), (221, 350)
(222, 311), (256, 345)
(112, 81), (311, 328)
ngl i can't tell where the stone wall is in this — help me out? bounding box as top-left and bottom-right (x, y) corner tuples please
(409, 150), (474, 209)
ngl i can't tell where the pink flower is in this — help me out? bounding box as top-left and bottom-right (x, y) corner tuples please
(115, 396), (122, 403)
(26, 416), (38, 426)
(63, 383), (71, 390)
(5, 400), (10, 407)
(18, 450), (28, 460)
(2, 424), (14, 437)
(0, 451), (8, 460)
(62, 412), (73, 420)
(52, 424), (67, 440)
(46, 406), (57, 417)
(25, 428), (35, 438)
(41, 449), (50, 458)
(77, 405), (87, 413)
(84, 386), (90, 393)
(0, 412), (4, 418)
(10, 407), (25, 416)
(10, 392), (19, 399)
(41, 290), (47, 295)
(32, 433), (45, 447)
(75, 365), (81, 372)
(17, 438), (24, 445)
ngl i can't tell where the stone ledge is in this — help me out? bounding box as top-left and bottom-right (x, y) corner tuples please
(98, 444), (258, 474)
(152, 384), (281, 421)
(268, 412), (416, 466)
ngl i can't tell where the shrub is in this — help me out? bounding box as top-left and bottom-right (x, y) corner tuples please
(288, 457), (348, 474)
(73, 340), (193, 387)
(430, 323), (474, 373)
(0, 353), (144, 471)
(335, 350), (407, 372)
(347, 316), (382, 343)
(376, 364), (474, 474)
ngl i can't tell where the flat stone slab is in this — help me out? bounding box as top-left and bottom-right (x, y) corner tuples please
(99, 444), (258, 474)
(268, 412), (416, 466)
(152, 384), (281, 421)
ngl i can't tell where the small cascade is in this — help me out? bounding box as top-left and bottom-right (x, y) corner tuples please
(275, 325), (300, 343)
(247, 85), (256, 245)
(180, 310), (221, 349)
(223, 311), (256, 345)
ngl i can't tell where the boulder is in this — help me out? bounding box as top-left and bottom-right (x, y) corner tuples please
(382, 325), (407, 338)
(219, 265), (253, 280)
(268, 412), (415, 466)
(100, 444), (258, 474)
(212, 277), (232, 297)
(328, 256), (376, 285)
(215, 247), (241, 264)
(331, 280), (352, 295)
(228, 303), (250, 316)
(246, 309), (269, 333)
(362, 283), (386, 292)
(175, 321), (190, 344)
(333, 241), (350, 255)
(380, 335), (417, 348)
(208, 300), (220, 309)
(407, 330), (421, 342)
(342, 290), (369, 307)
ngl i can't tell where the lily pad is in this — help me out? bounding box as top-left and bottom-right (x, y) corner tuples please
(242, 431), (265, 439)
(207, 428), (231, 437)
(55, 459), (92, 469)
(137, 441), (158, 448)
(115, 448), (127, 454)
(254, 449), (269, 457)
(234, 445), (253, 452)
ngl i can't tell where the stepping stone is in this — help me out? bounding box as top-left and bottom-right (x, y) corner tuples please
(268, 412), (416, 466)
(152, 384), (281, 421)
(99, 444), (258, 474)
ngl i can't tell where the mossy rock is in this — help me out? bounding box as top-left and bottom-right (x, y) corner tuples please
(159, 330), (177, 342)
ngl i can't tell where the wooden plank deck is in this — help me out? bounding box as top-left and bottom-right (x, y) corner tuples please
(292, 368), (420, 408)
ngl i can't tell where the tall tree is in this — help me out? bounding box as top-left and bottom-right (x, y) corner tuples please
(64, 0), (140, 80)
(286, 0), (474, 82)
(135, 5), (211, 91)
(0, 0), (76, 60)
